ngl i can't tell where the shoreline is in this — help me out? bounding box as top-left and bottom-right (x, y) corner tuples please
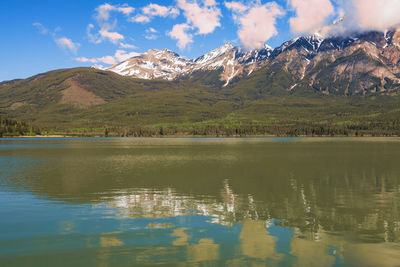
(2, 135), (400, 139)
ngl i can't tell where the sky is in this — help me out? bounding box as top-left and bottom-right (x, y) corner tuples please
(1, 0), (400, 82)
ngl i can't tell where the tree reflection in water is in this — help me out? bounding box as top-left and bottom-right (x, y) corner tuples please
(1, 138), (400, 266)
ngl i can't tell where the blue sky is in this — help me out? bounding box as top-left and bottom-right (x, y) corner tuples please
(0, 0), (295, 81)
(1, 0), (395, 82)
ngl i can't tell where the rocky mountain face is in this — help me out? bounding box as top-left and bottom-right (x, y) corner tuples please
(107, 43), (273, 87)
(271, 30), (400, 95)
(106, 29), (400, 95)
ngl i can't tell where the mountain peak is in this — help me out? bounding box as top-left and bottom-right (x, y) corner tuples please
(263, 44), (273, 51)
(194, 43), (235, 65)
(107, 47), (192, 80)
(222, 42), (234, 49)
(145, 48), (180, 57)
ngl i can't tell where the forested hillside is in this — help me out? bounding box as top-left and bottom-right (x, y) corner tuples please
(0, 115), (41, 137)
(1, 67), (400, 137)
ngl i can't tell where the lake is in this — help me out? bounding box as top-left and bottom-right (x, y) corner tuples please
(0, 137), (399, 266)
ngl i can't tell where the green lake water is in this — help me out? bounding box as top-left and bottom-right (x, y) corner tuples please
(0, 137), (399, 266)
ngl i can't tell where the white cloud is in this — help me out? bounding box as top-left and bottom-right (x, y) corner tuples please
(204, 0), (217, 6)
(86, 24), (101, 44)
(119, 42), (137, 49)
(225, 1), (284, 49)
(90, 3), (134, 44)
(99, 29), (124, 43)
(168, 23), (193, 49)
(168, 0), (220, 49)
(88, 22), (125, 44)
(289, 0), (334, 34)
(33, 22), (49, 35)
(144, 27), (159, 40)
(97, 56), (117, 65)
(142, 3), (180, 18)
(131, 15), (151, 23)
(177, 0), (222, 35)
(147, 27), (158, 33)
(118, 6), (135, 16)
(33, 22), (80, 54)
(145, 34), (159, 40)
(75, 50), (140, 66)
(95, 3), (134, 23)
(55, 37), (80, 54)
(131, 3), (179, 24)
(95, 3), (114, 22)
(320, 0), (400, 37)
(351, 0), (400, 31)
(224, 1), (247, 14)
(75, 57), (98, 63)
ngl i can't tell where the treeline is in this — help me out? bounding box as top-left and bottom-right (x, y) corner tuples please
(0, 115), (41, 137)
(60, 121), (400, 137)
(2, 115), (400, 138)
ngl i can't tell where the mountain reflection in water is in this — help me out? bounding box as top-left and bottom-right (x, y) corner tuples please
(0, 138), (400, 266)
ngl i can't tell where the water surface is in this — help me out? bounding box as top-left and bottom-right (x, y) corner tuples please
(1, 138), (400, 266)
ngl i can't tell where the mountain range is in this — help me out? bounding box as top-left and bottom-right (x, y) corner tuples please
(106, 29), (400, 95)
(107, 43), (273, 87)
(1, 28), (400, 135)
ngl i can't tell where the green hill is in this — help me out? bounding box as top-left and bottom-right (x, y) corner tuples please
(1, 67), (400, 137)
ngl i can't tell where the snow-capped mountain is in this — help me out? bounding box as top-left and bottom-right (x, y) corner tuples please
(107, 49), (193, 80)
(106, 43), (274, 86)
(106, 28), (400, 92)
